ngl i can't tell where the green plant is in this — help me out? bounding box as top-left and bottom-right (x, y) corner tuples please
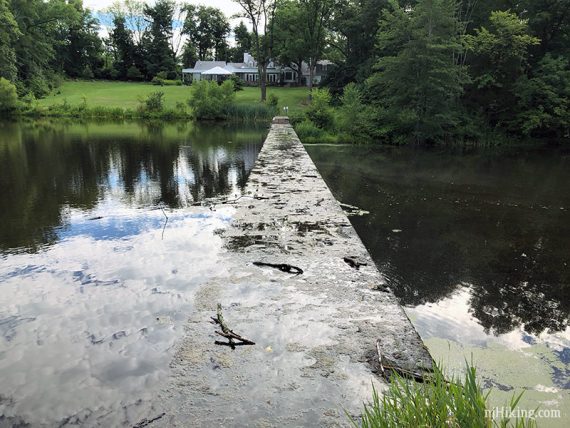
(139, 91), (165, 113)
(0, 78), (19, 113)
(352, 363), (537, 428)
(229, 75), (244, 91)
(267, 93), (279, 109)
(306, 88), (334, 129)
(187, 80), (236, 120)
(126, 65), (144, 81)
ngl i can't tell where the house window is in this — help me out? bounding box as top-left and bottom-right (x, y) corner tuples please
(285, 71), (292, 81)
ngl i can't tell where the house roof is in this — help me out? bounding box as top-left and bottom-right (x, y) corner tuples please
(202, 66), (233, 75)
(193, 61), (227, 71)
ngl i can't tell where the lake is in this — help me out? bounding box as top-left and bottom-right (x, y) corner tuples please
(306, 143), (570, 426)
(0, 120), (266, 426)
(0, 120), (568, 426)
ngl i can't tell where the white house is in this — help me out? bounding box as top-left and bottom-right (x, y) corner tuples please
(182, 53), (332, 87)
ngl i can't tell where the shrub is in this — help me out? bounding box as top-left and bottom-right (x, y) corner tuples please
(139, 91), (165, 113)
(188, 80), (236, 120)
(229, 75), (244, 91)
(0, 78), (19, 113)
(306, 88), (334, 129)
(267, 93), (279, 109)
(127, 65), (144, 81)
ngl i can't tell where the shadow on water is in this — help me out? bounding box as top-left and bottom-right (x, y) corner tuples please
(0, 120), (267, 253)
(306, 144), (570, 337)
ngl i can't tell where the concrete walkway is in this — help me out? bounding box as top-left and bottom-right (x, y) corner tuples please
(156, 118), (432, 427)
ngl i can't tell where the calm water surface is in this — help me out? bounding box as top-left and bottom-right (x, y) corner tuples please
(0, 120), (266, 426)
(306, 143), (570, 426)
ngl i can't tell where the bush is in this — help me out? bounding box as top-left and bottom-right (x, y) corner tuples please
(127, 66), (144, 81)
(295, 119), (337, 143)
(306, 88), (334, 129)
(229, 75), (244, 91)
(0, 78), (19, 113)
(188, 80), (236, 120)
(267, 93), (279, 109)
(139, 91), (165, 113)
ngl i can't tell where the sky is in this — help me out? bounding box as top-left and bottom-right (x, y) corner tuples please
(85, 0), (248, 50)
(84, 0), (243, 19)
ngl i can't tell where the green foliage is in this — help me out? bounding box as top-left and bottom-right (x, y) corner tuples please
(352, 363), (536, 428)
(306, 88), (334, 129)
(0, 77), (18, 112)
(365, 0), (467, 143)
(139, 91), (165, 113)
(187, 80), (236, 120)
(0, 0), (20, 82)
(127, 66), (144, 81)
(229, 75), (244, 91)
(295, 119), (337, 143)
(142, 0), (177, 79)
(464, 11), (540, 126)
(513, 54), (570, 137)
(224, 103), (275, 121)
(267, 93), (279, 108)
(182, 4), (230, 61)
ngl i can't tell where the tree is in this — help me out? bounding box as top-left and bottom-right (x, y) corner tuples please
(513, 54), (570, 137)
(11, 0), (85, 96)
(0, 77), (18, 112)
(366, 0), (467, 143)
(299, 0), (337, 95)
(272, 0), (309, 85)
(234, 0), (278, 101)
(109, 15), (137, 79)
(55, 1), (104, 79)
(142, 0), (177, 79)
(182, 5), (230, 61)
(464, 10), (540, 126)
(0, 0), (20, 82)
(232, 21), (253, 62)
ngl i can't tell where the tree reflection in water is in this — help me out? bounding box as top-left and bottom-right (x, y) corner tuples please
(307, 144), (570, 337)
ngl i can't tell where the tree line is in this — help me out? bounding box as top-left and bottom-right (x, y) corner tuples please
(0, 0), (253, 97)
(1, 0), (569, 142)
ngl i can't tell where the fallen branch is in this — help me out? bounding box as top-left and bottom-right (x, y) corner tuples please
(253, 261), (304, 275)
(211, 304), (255, 349)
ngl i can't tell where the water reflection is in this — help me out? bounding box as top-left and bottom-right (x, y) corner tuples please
(307, 143), (570, 423)
(0, 120), (265, 426)
(0, 120), (266, 253)
(306, 144), (570, 337)
(0, 206), (233, 426)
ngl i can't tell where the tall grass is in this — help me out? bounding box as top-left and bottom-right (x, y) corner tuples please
(352, 363), (537, 428)
(224, 103), (276, 121)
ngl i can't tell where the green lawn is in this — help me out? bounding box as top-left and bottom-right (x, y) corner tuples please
(37, 80), (310, 115)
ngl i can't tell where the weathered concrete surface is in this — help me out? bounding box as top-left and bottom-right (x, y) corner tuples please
(156, 118), (432, 426)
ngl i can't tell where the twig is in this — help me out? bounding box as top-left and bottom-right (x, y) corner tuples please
(160, 206), (169, 240)
(211, 304), (255, 349)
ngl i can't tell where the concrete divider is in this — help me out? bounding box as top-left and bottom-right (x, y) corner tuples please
(157, 117), (432, 426)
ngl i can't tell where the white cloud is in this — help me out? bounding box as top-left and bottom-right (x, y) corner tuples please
(85, 0), (243, 20)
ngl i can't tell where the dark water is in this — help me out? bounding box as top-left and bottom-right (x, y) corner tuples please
(0, 120), (265, 253)
(0, 121), (266, 426)
(307, 143), (570, 423)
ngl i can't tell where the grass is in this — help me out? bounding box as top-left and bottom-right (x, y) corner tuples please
(36, 80), (310, 116)
(352, 363), (537, 428)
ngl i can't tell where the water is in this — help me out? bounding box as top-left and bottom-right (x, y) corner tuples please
(0, 120), (266, 426)
(306, 143), (570, 426)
